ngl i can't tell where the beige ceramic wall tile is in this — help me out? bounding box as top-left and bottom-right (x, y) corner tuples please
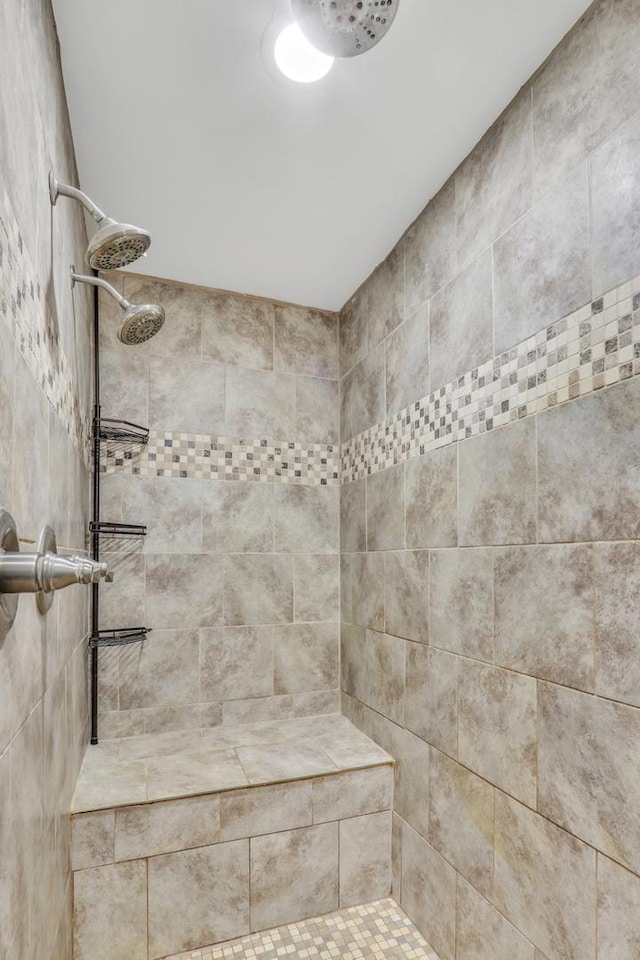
(295, 376), (339, 444)
(405, 643), (458, 757)
(312, 766), (393, 824)
(148, 356), (225, 434)
(340, 477), (366, 552)
(220, 781), (313, 841)
(340, 287), (368, 377)
(531, 0), (640, 199)
(429, 250), (494, 389)
(118, 629), (200, 710)
(405, 445), (458, 548)
(352, 345), (386, 436)
(293, 554), (340, 622)
(401, 821), (456, 960)
(340, 367), (355, 441)
(366, 246), (404, 350)
(458, 418), (537, 546)
(0, 319), (14, 506)
(274, 305), (338, 380)
(200, 291), (274, 369)
(223, 555), (294, 626)
(99, 553), (145, 632)
(273, 622), (339, 694)
(274, 485), (339, 554)
(493, 168), (590, 351)
(114, 794), (220, 861)
(404, 178), (457, 317)
(595, 542), (640, 707)
(591, 111), (640, 296)
(538, 376), (640, 542)
(384, 551), (429, 644)
(340, 811), (392, 907)
(145, 554), (224, 629)
(200, 626), (274, 701)
(494, 544), (595, 690)
(458, 660), (537, 806)
(250, 823), (339, 931)
(225, 366), (296, 437)
(71, 811), (115, 870)
(351, 552), (385, 630)
(367, 464), (405, 551)
(341, 627), (405, 724)
(430, 548), (493, 661)
(428, 750), (494, 896)
(597, 854), (640, 960)
(456, 876), (535, 960)
(202, 482), (274, 553)
(124, 275), (203, 360)
(385, 304), (429, 416)
(493, 793), (596, 960)
(392, 812), (403, 901)
(73, 860), (147, 960)
(538, 681), (640, 873)
(389, 725), (429, 840)
(122, 476), (203, 554)
(148, 840), (250, 958)
(456, 89), (532, 265)
(0, 745), (14, 955)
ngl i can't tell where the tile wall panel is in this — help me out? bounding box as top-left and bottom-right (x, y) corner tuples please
(339, 4), (640, 959)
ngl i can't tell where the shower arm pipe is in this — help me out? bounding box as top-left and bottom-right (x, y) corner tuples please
(71, 271), (129, 310)
(49, 172), (107, 224)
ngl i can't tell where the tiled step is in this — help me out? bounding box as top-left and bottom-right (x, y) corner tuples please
(71, 715), (395, 960)
(164, 899), (440, 960)
(72, 714), (391, 811)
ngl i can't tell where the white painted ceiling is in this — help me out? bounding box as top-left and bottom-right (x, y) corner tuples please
(52, 0), (591, 311)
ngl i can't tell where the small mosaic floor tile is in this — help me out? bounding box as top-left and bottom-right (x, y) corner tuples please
(165, 899), (439, 960)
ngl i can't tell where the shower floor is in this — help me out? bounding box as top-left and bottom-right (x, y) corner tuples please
(164, 899), (439, 960)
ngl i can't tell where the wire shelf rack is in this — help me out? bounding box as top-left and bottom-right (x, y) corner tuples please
(95, 418), (149, 446)
(90, 627), (151, 649)
(89, 521), (147, 539)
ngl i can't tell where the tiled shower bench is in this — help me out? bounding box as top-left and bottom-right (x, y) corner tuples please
(71, 714), (394, 960)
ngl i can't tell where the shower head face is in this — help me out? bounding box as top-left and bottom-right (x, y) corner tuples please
(291, 0), (398, 58)
(86, 218), (151, 271)
(119, 303), (165, 345)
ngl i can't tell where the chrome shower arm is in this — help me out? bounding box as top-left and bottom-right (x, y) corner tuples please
(70, 270), (130, 310)
(49, 171), (107, 224)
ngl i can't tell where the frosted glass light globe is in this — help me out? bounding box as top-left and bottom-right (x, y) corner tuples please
(274, 22), (334, 83)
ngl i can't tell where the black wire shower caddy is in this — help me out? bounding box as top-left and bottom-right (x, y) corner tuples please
(89, 283), (151, 744)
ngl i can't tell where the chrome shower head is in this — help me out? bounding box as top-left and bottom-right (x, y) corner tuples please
(49, 171), (152, 270)
(86, 218), (151, 271)
(291, 0), (399, 58)
(119, 303), (165, 345)
(70, 270), (165, 346)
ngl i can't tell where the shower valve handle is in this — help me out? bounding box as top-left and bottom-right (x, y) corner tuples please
(0, 550), (113, 593)
(0, 511), (114, 621)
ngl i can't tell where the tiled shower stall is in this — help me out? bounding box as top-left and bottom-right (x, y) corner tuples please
(2, 0), (640, 958)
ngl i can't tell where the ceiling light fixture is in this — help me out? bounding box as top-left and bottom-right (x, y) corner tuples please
(273, 21), (334, 83)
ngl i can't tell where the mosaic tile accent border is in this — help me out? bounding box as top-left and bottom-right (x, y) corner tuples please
(342, 275), (640, 482)
(0, 186), (90, 459)
(100, 430), (339, 485)
(165, 899), (439, 960)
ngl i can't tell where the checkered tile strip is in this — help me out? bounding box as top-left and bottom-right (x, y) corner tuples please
(0, 186), (90, 461)
(342, 276), (640, 482)
(166, 899), (439, 960)
(100, 432), (339, 486)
